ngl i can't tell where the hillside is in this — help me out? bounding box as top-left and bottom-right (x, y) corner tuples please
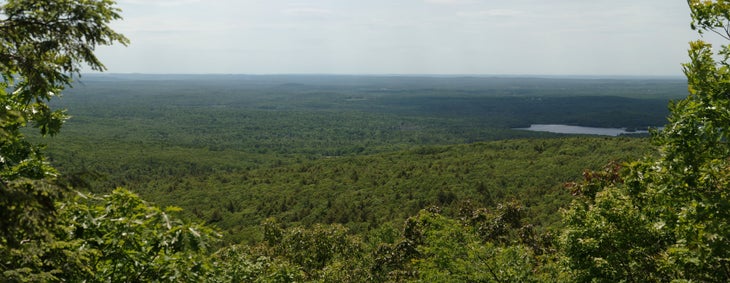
(34, 75), (671, 242)
(47, 134), (649, 243)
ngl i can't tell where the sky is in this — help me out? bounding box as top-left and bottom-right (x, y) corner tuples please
(92, 0), (714, 76)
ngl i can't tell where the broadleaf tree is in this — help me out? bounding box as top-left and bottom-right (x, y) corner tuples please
(0, 0), (127, 280)
(562, 0), (730, 281)
(57, 189), (220, 282)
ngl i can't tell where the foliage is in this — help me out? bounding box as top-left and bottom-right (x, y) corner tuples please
(29, 74), (673, 242)
(29, 74), (671, 243)
(213, 245), (306, 283)
(44, 134), (648, 243)
(211, 202), (571, 282)
(213, 219), (368, 282)
(0, 0), (128, 140)
(56, 188), (220, 282)
(0, 0), (127, 281)
(562, 163), (667, 282)
(1, 0), (708, 282)
(561, 1), (730, 281)
(3, 185), (221, 282)
(371, 205), (570, 282)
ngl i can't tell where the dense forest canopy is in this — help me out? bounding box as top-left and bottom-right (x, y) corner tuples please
(39, 75), (672, 244)
(2, 0), (730, 282)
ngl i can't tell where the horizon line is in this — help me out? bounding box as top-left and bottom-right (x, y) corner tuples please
(80, 72), (686, 79)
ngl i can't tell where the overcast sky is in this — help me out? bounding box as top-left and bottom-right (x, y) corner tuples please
(93, 0), (711, 76)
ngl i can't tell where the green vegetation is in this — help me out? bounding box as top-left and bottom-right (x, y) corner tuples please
(56, 189), (219, 281)
(1, 0), (128, 280)
(50, 133), (650, 243)
(560, 1), (730, 280)
(38, 72), (676, 245)
(3, 0), (730, 282)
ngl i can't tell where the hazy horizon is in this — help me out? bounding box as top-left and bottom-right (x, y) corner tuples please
(91, 0), (714, 77)
(80, 72), (687, 80)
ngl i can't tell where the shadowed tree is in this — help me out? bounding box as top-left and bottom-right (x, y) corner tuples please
(0, 0), (127, 280)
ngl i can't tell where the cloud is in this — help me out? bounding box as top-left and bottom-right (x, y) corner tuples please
(99, 0), (694, 76)
(114, 18), (201, 34)
(118, 0), (203, 6)
(281, 7), (335, 17)
(458, 9), (525, 18)
(424, 0), (475, 4)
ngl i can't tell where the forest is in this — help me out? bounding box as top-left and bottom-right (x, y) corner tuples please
(40, 75), (677, 245)
(3, 0), (730, 282)
(17, 73), (670, 280)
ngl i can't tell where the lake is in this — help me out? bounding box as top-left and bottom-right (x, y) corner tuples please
(517, 124), (650, 136)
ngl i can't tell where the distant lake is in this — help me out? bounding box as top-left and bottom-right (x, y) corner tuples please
(517, 124), (650, 136)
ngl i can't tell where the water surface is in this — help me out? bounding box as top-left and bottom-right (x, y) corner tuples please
(518, 124), (649, 136)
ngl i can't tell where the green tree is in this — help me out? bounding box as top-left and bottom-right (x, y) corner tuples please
(58, 188), (219, 282)
(0, 0), (127, 280)
(562, 1), (730, 281)
(213, 219), (368, 282)
(371, 206), (565, 282)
